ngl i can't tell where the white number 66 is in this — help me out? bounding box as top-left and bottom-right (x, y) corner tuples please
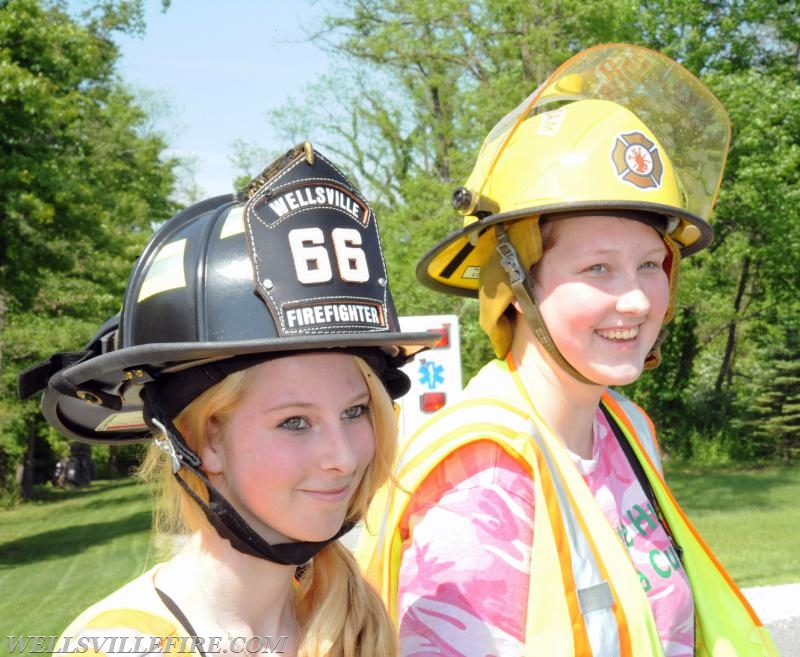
(288, 227), (370, 284)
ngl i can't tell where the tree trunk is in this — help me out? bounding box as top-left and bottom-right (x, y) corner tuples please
(428, 83), (451, 183)
(0, 293), (5, 372)
(108, 444), (120, 478)
(672, 306), (698, 391)
(714, 254), (751, 396)
(18, 422), (37, 500)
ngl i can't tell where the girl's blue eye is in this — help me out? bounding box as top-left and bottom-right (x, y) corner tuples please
(343, 404), (369, 419)
(280, 416), (308, 431)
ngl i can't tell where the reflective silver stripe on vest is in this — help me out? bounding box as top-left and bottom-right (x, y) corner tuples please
(578, 581), (615, 614)
(529, 424), (621, 657)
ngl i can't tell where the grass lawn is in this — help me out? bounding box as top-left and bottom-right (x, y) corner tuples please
(665, 464), (800, 588)
(0, 480), (154, 655)
(0, 466), (798, 655)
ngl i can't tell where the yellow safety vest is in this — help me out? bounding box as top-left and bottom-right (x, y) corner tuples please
(357, 357), (779, 657)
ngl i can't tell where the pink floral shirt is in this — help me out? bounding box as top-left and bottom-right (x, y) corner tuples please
(397, 409), (694, 657)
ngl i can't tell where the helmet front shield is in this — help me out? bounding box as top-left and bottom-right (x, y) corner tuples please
(467, 44), (730, 226)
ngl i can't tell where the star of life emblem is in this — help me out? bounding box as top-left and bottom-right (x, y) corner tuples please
(611, 131), (664, 189)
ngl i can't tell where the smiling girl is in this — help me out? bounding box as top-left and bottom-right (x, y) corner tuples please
(358, 44), (779, 657)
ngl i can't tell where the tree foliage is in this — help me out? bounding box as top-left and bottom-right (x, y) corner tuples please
(0, 0), (178, 499)
(266, 0), (800, 461)
(743, 335), (800, 462)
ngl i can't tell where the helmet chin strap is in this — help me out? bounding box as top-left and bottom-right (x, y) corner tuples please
(143, 389), (355, 566)
(495, 224), (598, 386)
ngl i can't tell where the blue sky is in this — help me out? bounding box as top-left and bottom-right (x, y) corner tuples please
(114, 0), (331, 197)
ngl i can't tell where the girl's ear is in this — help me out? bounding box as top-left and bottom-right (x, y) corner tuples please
(200, 417), (225, 475)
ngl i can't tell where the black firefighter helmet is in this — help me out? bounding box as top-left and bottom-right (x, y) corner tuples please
(19, 142), (439, 444)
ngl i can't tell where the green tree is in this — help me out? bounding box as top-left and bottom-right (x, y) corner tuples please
(669, 68), (800, 452)
(242, 0), (800, 461)
(0, 0), (178, 500)
(735, 326), (800, 462)
(752, 357), (800, 462)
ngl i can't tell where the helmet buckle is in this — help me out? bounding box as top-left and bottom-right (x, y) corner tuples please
(495, 226), (525, 286)
(152, 423), (182, 474)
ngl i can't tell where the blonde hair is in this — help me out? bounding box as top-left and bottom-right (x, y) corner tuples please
(137, 354), (398, 657)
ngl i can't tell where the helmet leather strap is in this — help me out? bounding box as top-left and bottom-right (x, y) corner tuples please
(495, 224), (597, 386)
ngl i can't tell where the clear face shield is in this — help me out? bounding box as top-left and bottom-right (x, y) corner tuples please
(463, 43), (731, 231)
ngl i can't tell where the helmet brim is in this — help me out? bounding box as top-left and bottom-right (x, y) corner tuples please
(416, 200), (713, 297)
(40, 331), (438, 444)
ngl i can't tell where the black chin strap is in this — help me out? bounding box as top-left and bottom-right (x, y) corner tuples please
(143, 389), (355, 566)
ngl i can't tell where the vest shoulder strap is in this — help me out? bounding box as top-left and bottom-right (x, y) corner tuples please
(603, 388), (663, 475)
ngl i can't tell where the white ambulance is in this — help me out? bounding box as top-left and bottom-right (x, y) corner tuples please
(397, 315), (463, 441)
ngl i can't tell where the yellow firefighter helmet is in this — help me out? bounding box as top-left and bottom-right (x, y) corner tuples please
(417, 44), (730, 377)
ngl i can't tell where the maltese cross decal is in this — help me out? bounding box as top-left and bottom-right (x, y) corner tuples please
(611, 131), (664, 189)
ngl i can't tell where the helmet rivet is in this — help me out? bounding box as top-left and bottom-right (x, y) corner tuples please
(263, 278), (274, 290)
(76, 390), (103, 406)
(378, 277), (387, 288)
(451, 186), (475, 214)
(123, 369), (146, 381)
